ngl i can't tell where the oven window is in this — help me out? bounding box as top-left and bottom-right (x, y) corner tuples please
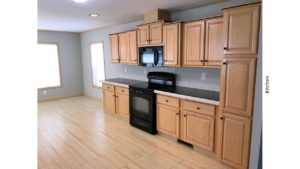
(132, 96), (149, 114)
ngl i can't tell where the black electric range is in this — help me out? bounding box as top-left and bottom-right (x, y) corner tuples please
(129, 72), (175, 134)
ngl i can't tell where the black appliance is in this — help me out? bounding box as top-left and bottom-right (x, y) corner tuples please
(129, 72), (175, 134)
(139, 46), (163, 67)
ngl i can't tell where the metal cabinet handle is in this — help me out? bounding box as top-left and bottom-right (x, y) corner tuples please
(176, 113), (179, 115)
(184, 115), (186, 117)
(196, 107), (200, 110)
(220, 117), (224, 120)
(165, 100), (169, 102)
(223, 62), (227, 65)
(224, 47), (228, 50)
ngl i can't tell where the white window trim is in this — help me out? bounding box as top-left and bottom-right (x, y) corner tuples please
(90, 41), (106, 88)
(37, 42), (63, 90)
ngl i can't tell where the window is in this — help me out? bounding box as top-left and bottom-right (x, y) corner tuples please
(90, 42), (105, 87)
(37, 43), (61, 89)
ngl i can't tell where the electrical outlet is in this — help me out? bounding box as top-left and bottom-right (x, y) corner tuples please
(43, 90), (47, 95)
(201, 72), (206, 80)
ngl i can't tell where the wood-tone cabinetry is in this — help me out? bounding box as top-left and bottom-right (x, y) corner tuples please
(103, 83), (129, 118)
(110, 31), (138, 65)
(157, 94), (216, 151)
(163, 23), (181, 66)
(205, 17), (224, 66)
(220, 57), (256, 117)
(109, 34), (119, 63)
(223, 4), (260, 55)
(157, 95), (179, 137)
(183, 17), (223, 67)
(218, 114), (251, 169)
(138, 22), (163, 46)
(217, 3), (260, 169)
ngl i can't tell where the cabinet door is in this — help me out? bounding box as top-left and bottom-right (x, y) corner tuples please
(138, 25), (149, 46)
(116, 93), (129, 117)
(127, 31), (138, 64)
(183, 21), (205, 66)
(163, 23), (180, 66)
(223, 4), (260, 55)
(109, 34), (119, 63)
(205, 17), (223, 66)
(118, 32), (129, 63)
(103, 91), (116, 113)
(217, 113), (251, 169)
(149, 22), (163, 45)
(220, 57), (256, 117)
(184, 110), (214, 151)
(157, 104), (179, 137)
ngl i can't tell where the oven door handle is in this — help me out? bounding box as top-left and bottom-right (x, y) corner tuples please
(134, 90), (145, 94)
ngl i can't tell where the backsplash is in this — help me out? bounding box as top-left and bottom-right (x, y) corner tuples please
(115, 65), (220, 91)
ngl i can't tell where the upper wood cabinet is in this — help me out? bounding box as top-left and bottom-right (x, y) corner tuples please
(223, 3), (260, 55)
(109, 34), (119, 63)
(138, 22), (163, 46)
(205, 17), (224, 66)
(220, 57), (256, 117)
(182, 20), (205, 66)
(217, 113), (251, 169)
(118, 32), (129, 63)
(127, 30), (138, 64)
(163, 23), (181, 66)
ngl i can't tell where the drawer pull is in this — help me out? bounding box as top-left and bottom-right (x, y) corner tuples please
(165, 100), (168, 102)
(220, 117), (224, 120)
(176, 113), (179, 115)
(196, 107), (200, 110)
(184, 115), (186, 117)
(121, 90), (124, 92)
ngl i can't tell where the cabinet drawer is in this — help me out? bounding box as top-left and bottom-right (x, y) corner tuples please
(102, 83), (115, 92)
(115, 86), (129, 95)
(157, 95), (179, 108)
(181, 100), (215, 116)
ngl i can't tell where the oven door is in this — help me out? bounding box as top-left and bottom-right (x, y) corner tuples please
(129, 88), (155, 122)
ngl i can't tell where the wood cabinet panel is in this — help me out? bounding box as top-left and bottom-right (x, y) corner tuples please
(157, 95), (179, 108)
(157, 104), (179, 137)
(109, 34), (119, 63)
(118, 32), (129, 63)
(181, 100), (215, 116)
(184, 110), (214, 151)
(115, 86), (129, 95)
(138, 25), (149, 46)
(220, 57), (256, 117)
(149, 22), (163, 45)
(103, 91), (116, 113)
(218, 113), (251, 169)
(116, 93), (129, 117)
(223, 4), (260, 55)
(205, 17), (223, 66)
(183, 21), (205, 66)
(163, 23), (180, 66)
(127, 31), (138, 64)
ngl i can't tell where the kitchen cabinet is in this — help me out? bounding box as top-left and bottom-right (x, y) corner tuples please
(220, 57), (256, 117)
(182, 20), (205, 66)
(157, 95), (179, 137)
(127, 30), (138, 64)
(205, 17), (224, 66)
(102, 83), (129, 118)
(217, 113), (251, 169)
(163, 23), (181, 66)
(138, 22), (163, 46)
(223, 3), (260, 55)
(109, 34), (119, 63)
(118, 32), (129, 63)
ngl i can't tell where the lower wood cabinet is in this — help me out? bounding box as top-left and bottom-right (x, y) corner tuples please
(157, 104), (179, 137)
(156, 94), (216, 151)
(217, 113), (251, 169)
(103, 83), (129, 118)
(183, 110), (214, 151)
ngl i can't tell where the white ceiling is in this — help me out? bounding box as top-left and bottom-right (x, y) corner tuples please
(38, 0), (227, 32)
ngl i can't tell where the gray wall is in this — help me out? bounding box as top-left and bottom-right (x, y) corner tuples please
(38, 30), (84, 101)
(80, 0), (262, 168)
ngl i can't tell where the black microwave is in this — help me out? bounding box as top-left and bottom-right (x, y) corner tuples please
(139, 46), (163, 67)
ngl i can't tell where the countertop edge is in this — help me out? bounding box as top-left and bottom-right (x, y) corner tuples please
(102, 81), (129, 88)
(154, 90), (220, 106)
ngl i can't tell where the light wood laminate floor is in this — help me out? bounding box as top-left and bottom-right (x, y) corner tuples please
(38, 96), (230, 169)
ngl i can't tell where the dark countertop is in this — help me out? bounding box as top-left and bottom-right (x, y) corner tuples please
(103, 78), (146, 86)
(103, 78), (219, 105)
(157, 86), (219, 102)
